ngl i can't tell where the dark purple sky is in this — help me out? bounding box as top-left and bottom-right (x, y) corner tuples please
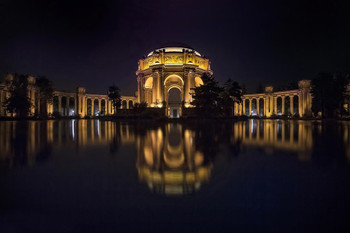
(1, 0), (349, 95)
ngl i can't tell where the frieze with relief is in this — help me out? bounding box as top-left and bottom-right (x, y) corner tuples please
(164, 55), (184, 64)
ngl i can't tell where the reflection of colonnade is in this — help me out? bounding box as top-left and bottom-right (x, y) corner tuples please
(234, 80), (312, 117)
(0, 120), (137, 167)
(232, 120), (313, 161)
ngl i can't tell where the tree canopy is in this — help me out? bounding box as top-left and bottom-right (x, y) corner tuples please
(108, 85), (121, 115)
(4, 74), (32, 118)
(36, 76), (53, 117)
(311, 72), (349, 118)
(190, 73), (243, 117)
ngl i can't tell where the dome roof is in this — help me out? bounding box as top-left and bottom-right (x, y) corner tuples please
(156, 42), (194, 49)
(147, 42), (201, 57)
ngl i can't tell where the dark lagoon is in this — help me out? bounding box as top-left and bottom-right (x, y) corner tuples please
(1, 119), (350, 233)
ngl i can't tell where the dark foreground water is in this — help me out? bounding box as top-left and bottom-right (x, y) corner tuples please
(1, 119), (350, 233)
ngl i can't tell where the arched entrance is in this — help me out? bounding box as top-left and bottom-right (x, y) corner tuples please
(164, 74), (183, 118)
(168, 87), (181, 118)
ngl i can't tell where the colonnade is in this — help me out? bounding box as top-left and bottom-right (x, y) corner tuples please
(0, 81), (137, 117)
(234, 80), (312, 117)
(52, 90), (136, 117)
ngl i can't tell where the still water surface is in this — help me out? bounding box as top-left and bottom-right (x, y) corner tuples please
(1, 119), (350, 232)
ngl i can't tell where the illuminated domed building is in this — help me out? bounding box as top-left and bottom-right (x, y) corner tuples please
(136, 43), (213, 118)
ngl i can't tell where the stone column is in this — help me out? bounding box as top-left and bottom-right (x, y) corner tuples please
(290, 96), (294, 115)
(98, 99), (101, 115)
(234, 102), (238, 116)
(0, 91), (3, 116)
(274, 97), (277, 115)
(257, 98), (260, 116)
(282, 96), (285, 115)
(299, 93), (303, 117)
(137, 77), (141, 103)
(152, 72), (158, 104)
(58, 96), (62, 115)
(249, 99), (252, 116)
(242, 99), (246, 115)
(157, 72), (162, 102)
(91, 99), (94, 116)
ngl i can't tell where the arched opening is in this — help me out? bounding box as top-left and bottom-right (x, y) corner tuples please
(94, 99), (99, 115)
(144, 77), (153, 106)
(277, 97), (282, 115)
(259, 98), (264, 116)
(251, 99), (257, 116)
(128, 100), (133, 109)
(69, 97), (75, 116)
(195, 77), (204, 87)
(168, 87), (181, 118)
(244, 99), (250, 116)
(122, 100), (127, 109)
(285, 96), (290, 115)
(101, 100), (106, 115)
(87, 99), (92, 116)
(164, 75), (184, 86)
(293, 95), (299, 115)
(144, 77), (153, 88)
(53, 96), (59, 113)
(61, 97), (67, 116)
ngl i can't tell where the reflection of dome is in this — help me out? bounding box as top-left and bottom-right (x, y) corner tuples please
(136, 124), (212, 195)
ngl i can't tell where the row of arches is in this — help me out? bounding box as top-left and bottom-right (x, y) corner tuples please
(52, 96), (135, 116)
(142, 74), (203, 107)
(241, 95), (300, 116)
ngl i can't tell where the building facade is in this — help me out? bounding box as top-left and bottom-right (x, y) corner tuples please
(0, 74), (137, 117)
(136, 45), (212, 117)
(235, 80), (313, 117)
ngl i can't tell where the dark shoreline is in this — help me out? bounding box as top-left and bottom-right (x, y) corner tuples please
(0, 115), (348, 122)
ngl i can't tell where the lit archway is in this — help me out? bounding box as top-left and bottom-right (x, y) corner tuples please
(277, 97), (282, 115)
(144, 77), (153, 105)
(144, 77), (153, 88)
(259, 98), (264, 116)
(164, 74), (184, 86)
(168, 87), (182, 118)
(195, 77), (204, 87)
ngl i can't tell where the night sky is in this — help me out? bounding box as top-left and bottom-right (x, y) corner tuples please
(0, 0), (349, 95)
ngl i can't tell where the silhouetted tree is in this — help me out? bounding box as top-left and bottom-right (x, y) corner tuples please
(222, 79), (242, 116)
(36, 76), (53, 117)
(107, 85), (121, 115)
(133, 101), (148, 114)
(4, 74), (32, 118)
(311, 72), (349, 118)
(190, 73), (223, 116)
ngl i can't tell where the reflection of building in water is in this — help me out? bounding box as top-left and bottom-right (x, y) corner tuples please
(0, 121), (52, 167)
(136, 124), (212, 195)
(0, 120), (137, 167)
(232, 120), (313, 161)
(341, 121), (350, 162)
